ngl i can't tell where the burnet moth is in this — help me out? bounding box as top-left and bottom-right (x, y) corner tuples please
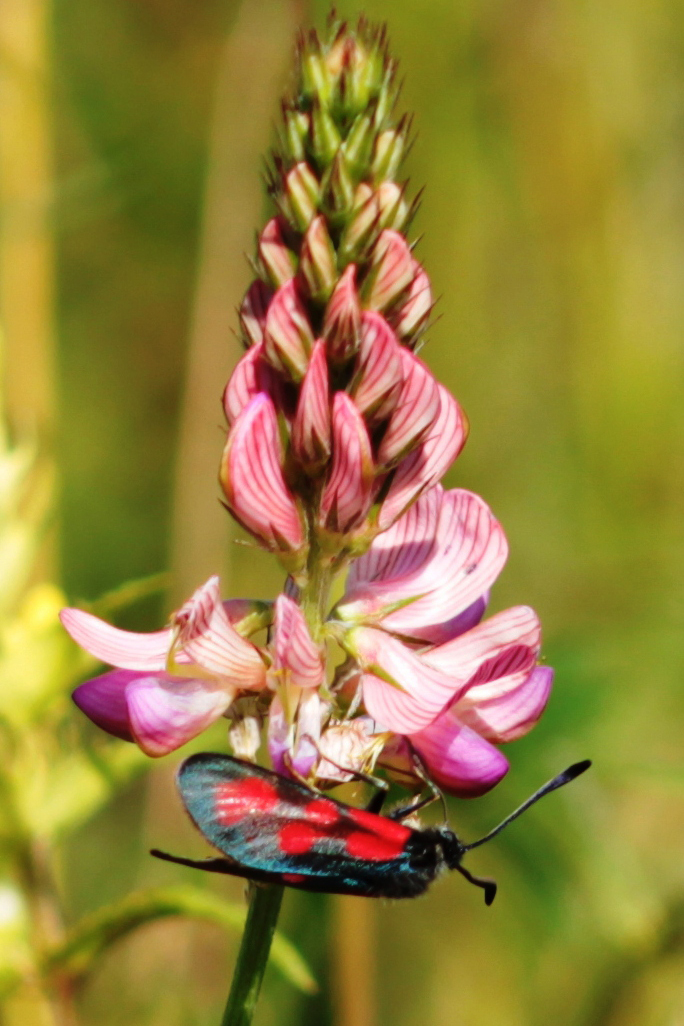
(151, 754), (591, 904)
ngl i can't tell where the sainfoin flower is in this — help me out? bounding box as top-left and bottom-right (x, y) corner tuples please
(64, 18), (553, 804)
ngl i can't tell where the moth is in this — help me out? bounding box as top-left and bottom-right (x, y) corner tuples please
(151, 753), (590, 904)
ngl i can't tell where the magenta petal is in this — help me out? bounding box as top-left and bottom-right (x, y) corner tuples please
(417, 594), (489, 645)
(410, 716), (509, 797)
(60, 608), (172, 670)
(125, 675), (233, 757)
(455, 665), (553, 744)
(72, 669), (139, 741)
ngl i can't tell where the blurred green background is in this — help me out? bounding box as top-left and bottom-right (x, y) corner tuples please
(1, 0), (683, 1024)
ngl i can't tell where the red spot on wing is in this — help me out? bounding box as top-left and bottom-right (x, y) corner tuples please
(282, 873), (306, 884)
(279, 822), (323, 854)
(346, 807), (412, 844)
(214, 778), (280, 826)
(304, 798), (341, 827)
(345, 830), (405, 861)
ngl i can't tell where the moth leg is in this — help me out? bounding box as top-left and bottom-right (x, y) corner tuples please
(390, 753), (445, 821)
(455, 862), (498, 906)
(150, 849), (243, 875)
(309, 741), (390, 812)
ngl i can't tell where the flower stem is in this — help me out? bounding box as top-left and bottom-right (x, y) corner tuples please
(220, 882), (285, 1026)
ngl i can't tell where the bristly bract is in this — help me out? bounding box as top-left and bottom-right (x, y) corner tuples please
(150, 753), (591, 904)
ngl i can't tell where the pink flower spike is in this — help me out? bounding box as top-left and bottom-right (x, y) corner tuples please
(220, 394), (306, 557)
(350, 311), (404, 425)
(376, 348), (440, 470)
(72, 669), (138, 741)
(60, 608), (173, 670)
(409, 716), (509, 797)
(239, 279), (273, 346)
(125, 674), (234, 757)
(347, 625), (465, 734)
(378, 384), (468, 530)
(263, 279), (315, 382)
(173, 576), (266, 688)
(222, 343), (282, 427)
(272, 594), (325, 690)
(258, 218), (297, 288)
(291, 339), (332, 473)
(453, 664), (553, 745)
(365, 229), (414, 312)
(390, 260), (432, 343)
(323, 264), (361, 363)
(319, 393), (374, 536)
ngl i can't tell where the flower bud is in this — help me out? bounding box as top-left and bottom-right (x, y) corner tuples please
(350, 311), (404, 425)
(342, 39), (386, 115)
(281, 104), (310, 163)
(320, 150), (355, 220)
(311, 102), (342, 165)
(323, 264), (361, 363)
(319, 392), (374, 538)
(377, 348), (440, 469)
(342, 112), (376, 179)
(389, 260), (432, 343)
(220, 394), (307, 564)
(363, 229), (414, 311)
(338, 184), (378, 263)
(291, 340), (332, 473)
(239, 279), (273, 346)
(300, 46), (333, 107)
(371, 117), (409, 181)
(280, 162), (320, 232)
(258, 218), (298, 288)
(376, 181), (409, 231)
(263, 279), (315, 382)
(222, 343), (282, 426)
(299, 215), (337, 303)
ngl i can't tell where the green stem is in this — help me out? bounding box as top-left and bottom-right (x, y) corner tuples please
(220, 883), (285, 1026)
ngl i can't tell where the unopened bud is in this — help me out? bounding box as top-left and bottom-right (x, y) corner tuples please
(282, 105), (310, 163)
(342, 39), (385, 116)
(342, 111), (376, 179)
(339, 184), (378, 262)
(239, 279), (273, 346)
(363, 229), (414, 311)
(299, 215), (337, 303)
(323, 264), (361, 363)
(258, 218), (298, 288)
(319, 393), (374, 538)
(376, 348), (440, 469)
(301, 46), (333, 107)
(280, 162), (320, 232)
(291, 339), (332, 473)
(389, 260), (433, 343)
(263, 279), (315, 382)
(376, 181), (409, 231)
(321, 149), (355, 220)
(311, 102), (342, 165)
(371, 119), (408, 181)
(350, 311), (404, 424)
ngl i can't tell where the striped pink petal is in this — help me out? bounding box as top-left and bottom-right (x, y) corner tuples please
(220, 393), (306, 554)
(222, 343), (282, 426)
(319, 393), (374, 535)
(125, 675), (233, 757)
(323, 263), (361, 363)
(378, 384), (467, 530)
(366, 229), (415, 312)
(409, 716), (509, 797)
(453, 664), (553, 744)
(60, 609), (173, 670)
(173, 576), (266, 688)
(347, 626), (464, 734)
(376, 348), (440, 469)
(291, 339), (332, 472)
(272, 594), (325, 689)
(350, 311), (404, 425)
(390, 260), (432, 343)
(340, 489), (507, 640)
(263, 279), (314, 382)
(258, 217), (297, 287)
(422, 605), (541, 683)
(239, 279), (273, 346)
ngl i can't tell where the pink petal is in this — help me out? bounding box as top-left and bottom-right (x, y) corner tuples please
(220, 393), (306, 554)
(60, 608), (172, 671)
(418, 594), (489, 646)
(348, 626), (464, 734)
(272, 594), (325, 689)
(376, 348), (441, 469)
(378, 385), (467, 530)
(72, 669), (139, 741)
(258, 218), (297, 287)
(222, 343), (282, 427)
(291, 339), (331, 472)
(340, 489), (506, 640)
(263, 279), (314, 382)
(389, 260), (432, 343)
(409, 716), (509, 797)
(379, 490), (508, 639)
(350, 312), (404, 425)
(365, 229), (415, 312)
(319, 393), (374, 535)
(173, 576), (266, 688)
(323, 264), (361, 363)
(454, 665), (553, 744)
(267, 691), (320, 779)
(239, 279), (273, 345)
(422, 606), (541, 683)
(126, 675), (233, 757)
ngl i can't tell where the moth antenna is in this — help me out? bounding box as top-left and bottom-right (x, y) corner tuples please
(464, 760), (591, 852)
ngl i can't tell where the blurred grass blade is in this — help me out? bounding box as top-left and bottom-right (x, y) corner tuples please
(43, 884), (317, 994)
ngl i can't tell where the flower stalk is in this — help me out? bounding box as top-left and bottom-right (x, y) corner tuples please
(220, 883), (284, 1026)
